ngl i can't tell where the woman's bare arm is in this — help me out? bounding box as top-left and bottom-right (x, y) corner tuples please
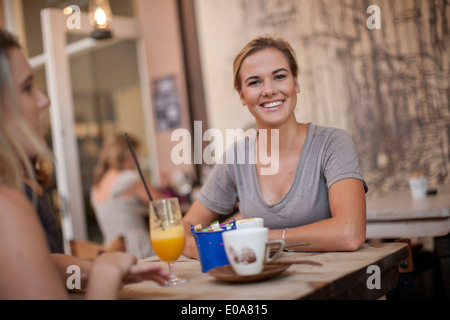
(269, 179), (366, 252)
(0, 187), (69, 299)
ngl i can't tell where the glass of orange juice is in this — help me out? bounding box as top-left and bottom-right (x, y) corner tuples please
(150, 197), (186, 286)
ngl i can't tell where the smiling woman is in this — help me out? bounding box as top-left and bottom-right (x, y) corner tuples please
(183, 34), (368, 259)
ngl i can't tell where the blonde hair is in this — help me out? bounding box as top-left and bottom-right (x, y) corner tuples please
(93, 133), (140, 184)
(233, 34), (299, 92)
(0, 29), (52, 191)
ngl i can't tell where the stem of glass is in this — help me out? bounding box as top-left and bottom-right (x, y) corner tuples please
(167, 261), (176, 282)
(164, 260), (187, 286)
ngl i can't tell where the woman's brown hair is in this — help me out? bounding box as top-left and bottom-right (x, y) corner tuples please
(93, 133), (140, 184)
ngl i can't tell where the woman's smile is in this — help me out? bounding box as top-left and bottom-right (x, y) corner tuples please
(260, 99), (285, 110)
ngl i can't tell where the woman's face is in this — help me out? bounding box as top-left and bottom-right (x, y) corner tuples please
(123, 149), (139, 170)
(7, 47), (50, 144)
(238, 48), (299, 129)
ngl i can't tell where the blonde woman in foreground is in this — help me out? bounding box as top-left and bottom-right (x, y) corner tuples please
(0, 28), (169, 299)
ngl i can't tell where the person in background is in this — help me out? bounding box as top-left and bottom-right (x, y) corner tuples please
(183, 34), (368, 259)
(0, 28), (169, 299)
(91, 133), (164, 260)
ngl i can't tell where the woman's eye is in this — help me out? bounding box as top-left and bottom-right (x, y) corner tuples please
(247, 80), (260, 86)
(23, 83), (33, 93)
(274, 74), (287, 80)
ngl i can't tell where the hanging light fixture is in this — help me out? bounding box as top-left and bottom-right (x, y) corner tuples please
(89, 0), (113, 40)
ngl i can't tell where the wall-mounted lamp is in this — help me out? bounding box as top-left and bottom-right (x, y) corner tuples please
(89, 0), (113, 40)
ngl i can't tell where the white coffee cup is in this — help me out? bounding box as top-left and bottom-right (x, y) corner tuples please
(222, 227), (284, 276)
(409, 176), (428, 199)
(236, 217), (264, 230)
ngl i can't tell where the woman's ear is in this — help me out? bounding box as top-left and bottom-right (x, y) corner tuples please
(294, 77), (300, 94)
(239, 91), (246, 106)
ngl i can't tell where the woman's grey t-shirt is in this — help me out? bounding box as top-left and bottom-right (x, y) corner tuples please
(197, 123), (368, 229)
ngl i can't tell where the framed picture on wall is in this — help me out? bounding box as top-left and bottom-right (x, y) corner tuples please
(152, 75), (181, 131)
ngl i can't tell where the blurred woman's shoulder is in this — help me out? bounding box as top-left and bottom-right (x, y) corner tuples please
(0, 185), (35, 221)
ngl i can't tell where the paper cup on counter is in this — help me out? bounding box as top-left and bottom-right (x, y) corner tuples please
(409, 173), (428, 199)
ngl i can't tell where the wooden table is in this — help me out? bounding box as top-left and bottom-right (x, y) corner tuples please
(366, 184), (450, 298)
(118, 243), (408, 300)
(366, 184), (450, 239)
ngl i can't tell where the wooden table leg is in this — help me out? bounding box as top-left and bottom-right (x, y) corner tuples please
(395, 239), (414, 299)
(434, 234), (450, 299)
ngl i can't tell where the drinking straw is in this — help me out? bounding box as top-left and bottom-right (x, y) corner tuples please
(124, 133), (154, 202)
(125, 133), (164, 230)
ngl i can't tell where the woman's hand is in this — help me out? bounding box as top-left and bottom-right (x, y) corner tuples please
(121, 261), (170, 286)
(86, 252), (170, 299)
(182, 199), (220, 260)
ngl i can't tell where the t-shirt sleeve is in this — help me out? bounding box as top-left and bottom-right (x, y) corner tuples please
(197, 163), (239, 215)
(322, 129), (368, 193)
